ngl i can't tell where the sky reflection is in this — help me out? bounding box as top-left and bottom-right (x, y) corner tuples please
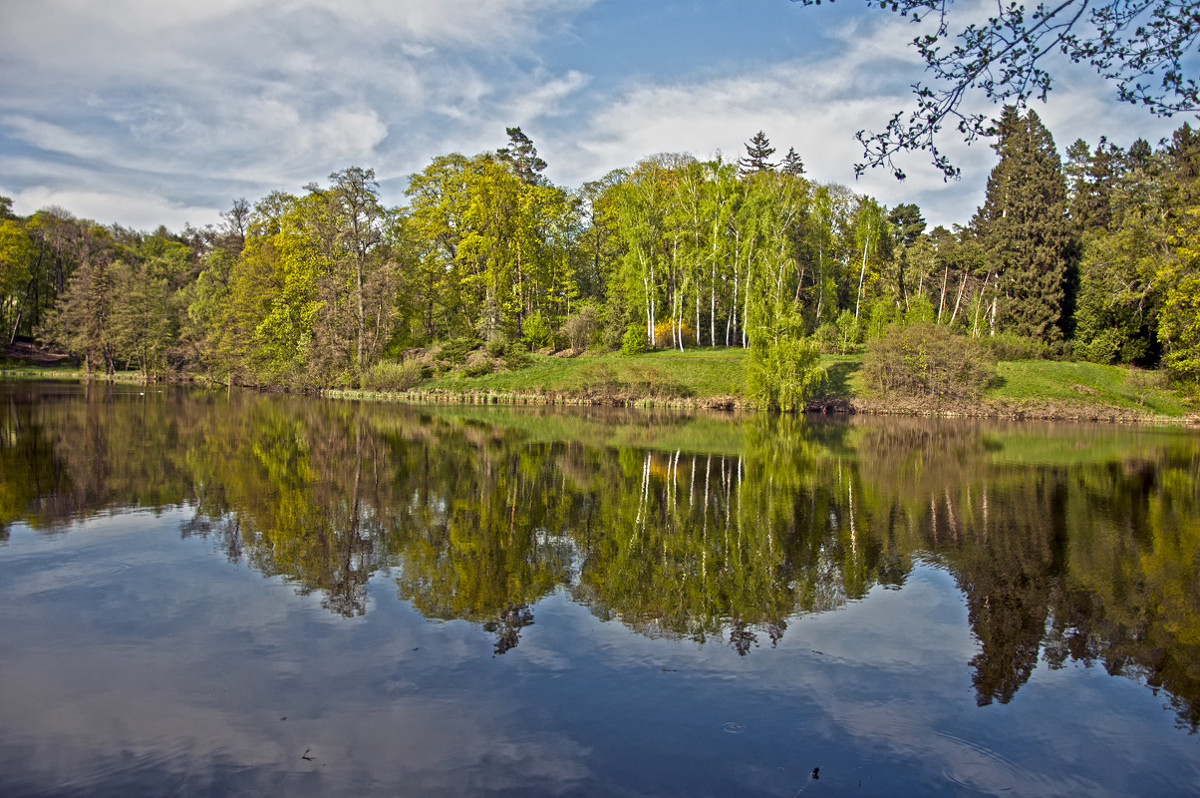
(1, 387), (1198, 796)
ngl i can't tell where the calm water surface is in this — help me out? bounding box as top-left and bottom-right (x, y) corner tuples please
(1, 381), (1198, 797)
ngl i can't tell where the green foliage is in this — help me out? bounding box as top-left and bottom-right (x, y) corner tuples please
(863, 322), (996, 402)
(522, 312), (554, 350)
(864, 297), (901, 342)
(1072, 216), (1163, 365)
(485, 336), (508, 357)
(562, 304), (601, 350)
(1158, 209), (1200, 389)
(362, 359), (423, 391)
(813, 322), (840, 354)
(438, 336), (480, 364)
(462, 359), (495, 378)
(620, 325), (648, 356)
(976, 107), (1073, 343)
(836, 310), (860, 354)
(745, 331), (826, 412)
(501, 348), (531, 371)
(985, 332), (1052, 361)
(38, 241), (118, 375)
(903, 294), (937, 326)
(0, 219), (34, 338)
(23, 118), (1200, 398)
(1076, 327), (1123, 364)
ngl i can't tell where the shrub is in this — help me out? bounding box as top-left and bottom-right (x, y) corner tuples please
(462, 360), (494, 377)
(621, 325), (648, 356)
(362, 360), (423, 391)
(863, 322), (996, 403)
(485, 336), (508, 357)
(864, 298), (901, 342)
(502, 349), (531, 370)
(652, 318), (696, 349)
(601, 323), (625, 351)
(813, 322), (840, 354)
(439, 336), (480, 364)
(562, 305), (602, 351)
(903, 295), (937, 326)
(986, 331), (1051, 361)
(1075, 328), (1121, 364)
(836, 310), (860, 354)
(522, 312), (554, 351)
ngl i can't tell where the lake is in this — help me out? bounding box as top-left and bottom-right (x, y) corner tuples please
(1, 381), (1198, 797)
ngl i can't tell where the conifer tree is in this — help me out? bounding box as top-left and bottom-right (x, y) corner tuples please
(974, 107), (1073, 343)
(780, 147), (805, 177)
(497, 126), (548, 186)
(739, 131), (776, 175)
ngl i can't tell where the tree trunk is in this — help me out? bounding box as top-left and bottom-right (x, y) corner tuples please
(854, 226), (869, 322)
(937, 264), (949, 324)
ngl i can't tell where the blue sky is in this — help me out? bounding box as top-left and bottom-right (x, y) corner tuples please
(0, 0), (1188, 231)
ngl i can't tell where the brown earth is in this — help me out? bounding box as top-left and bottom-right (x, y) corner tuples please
(1, 340), (74, 367)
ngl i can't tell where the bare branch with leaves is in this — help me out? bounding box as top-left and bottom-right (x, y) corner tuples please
(795, 0), (1200, 179)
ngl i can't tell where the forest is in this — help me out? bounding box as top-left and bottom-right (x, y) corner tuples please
(3, 110), (1200, 399)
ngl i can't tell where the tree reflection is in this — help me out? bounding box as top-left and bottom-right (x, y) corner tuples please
(2, 382), (1199, 723)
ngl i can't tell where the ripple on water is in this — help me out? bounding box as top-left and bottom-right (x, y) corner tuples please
(933, 729), (1027, 793)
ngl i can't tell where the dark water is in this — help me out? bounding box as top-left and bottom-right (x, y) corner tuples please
(1, 382), (1199, 797)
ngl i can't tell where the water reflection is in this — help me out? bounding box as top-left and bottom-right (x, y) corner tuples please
(2, 381), (1199, 729)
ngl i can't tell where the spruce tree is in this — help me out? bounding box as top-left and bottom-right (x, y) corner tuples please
(780, 147), (805, 177)
(975, 107), (1073, 343)
(739, 131), (776, 175)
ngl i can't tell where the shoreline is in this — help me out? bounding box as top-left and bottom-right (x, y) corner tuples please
(4, 359), (1196, 428)
(322, 386), (1200, 428)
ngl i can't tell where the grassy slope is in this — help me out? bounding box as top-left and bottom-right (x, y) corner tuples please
(990, 360), (1189, 415)
(5, 341), (1193, 421)
(395, 348), (1194, 420)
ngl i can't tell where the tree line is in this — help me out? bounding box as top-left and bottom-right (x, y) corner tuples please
(3, 118), (1199, 392)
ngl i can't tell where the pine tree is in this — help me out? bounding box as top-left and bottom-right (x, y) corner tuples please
(975, 107), (1073, 343)
(497, 126), (548, 186)
(888, 203), (926, 246)
(739, 131), (776, 175)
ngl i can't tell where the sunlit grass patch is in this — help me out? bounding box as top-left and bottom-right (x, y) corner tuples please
(989, 360), (1189, 416)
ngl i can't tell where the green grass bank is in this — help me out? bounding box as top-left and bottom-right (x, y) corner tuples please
(4, 341), (1196, 425)
(331, 347), (1198, 425)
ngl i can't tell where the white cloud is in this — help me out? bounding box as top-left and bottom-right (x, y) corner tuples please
(551, 8), (1186, 229)
(0, 0), (1188, 231)
(553, 13), (997, 227)
(5, 116), (118, 163)
(0, 0), (599, 93)
(509, 70), (591, 122)
(0, 0), (600, 227)
(10, 187), (221, 231)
